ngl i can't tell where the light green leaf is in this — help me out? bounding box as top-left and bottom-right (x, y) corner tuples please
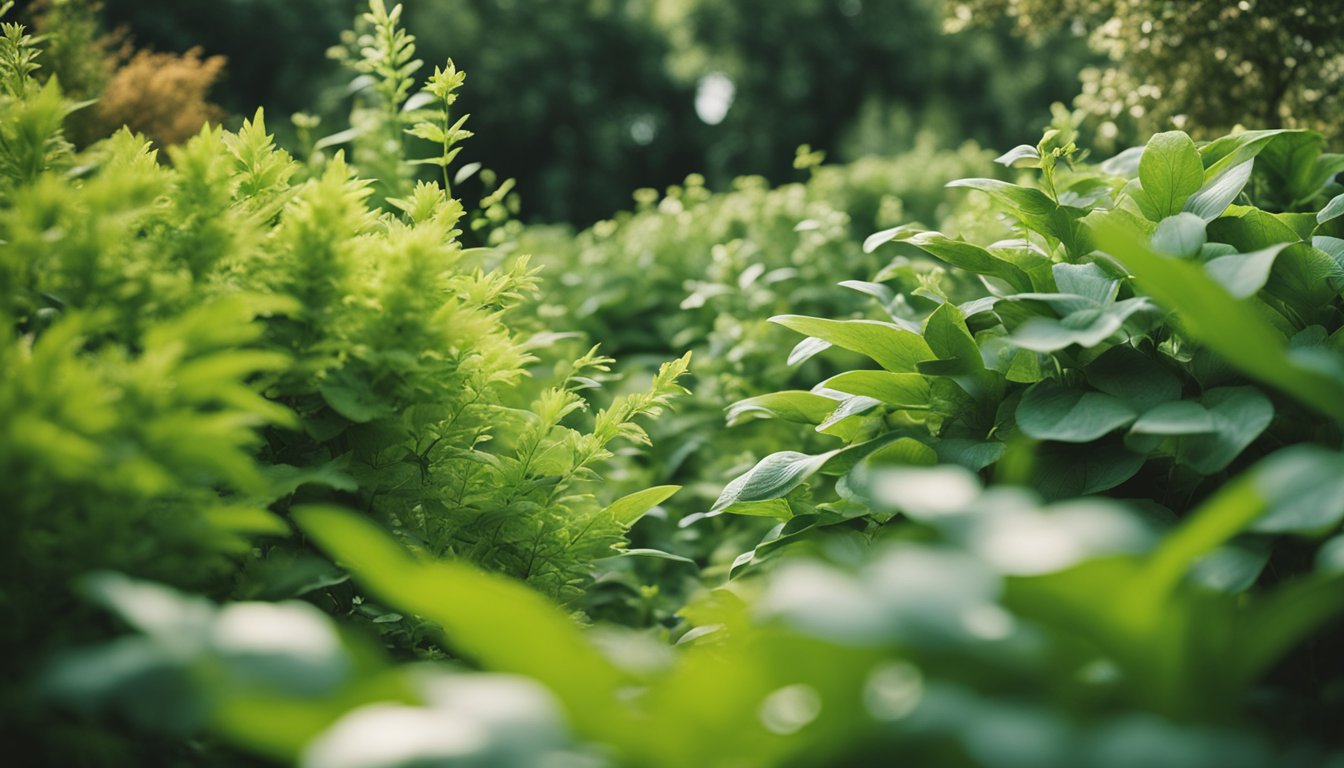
(921, 302), (985, 373)
(726, 391), (839, 426)
(866, 228), (1033, 292)
(1249, 446), (1344, 534)
(1151, 213), (1207, 258)
(710, 450), (841, 517)
(1092, 215), (1344, 423)
(292, 506), (630, 736)
(615, 548), (698, 565)
(816, 371), (930, 408)
(1184, 159), (1254, 221)
(770, 315), (933, 373)
(604, 486), (681, 528)
(1315, 192), (1344, 225)
(1138, 131), (1204, 219)
(1203, 244), (1289, 298)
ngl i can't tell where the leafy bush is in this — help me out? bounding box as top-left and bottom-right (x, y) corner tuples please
(2, 2), (687, 758)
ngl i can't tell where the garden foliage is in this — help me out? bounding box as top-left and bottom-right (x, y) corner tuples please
(6, 1), (1344, 767)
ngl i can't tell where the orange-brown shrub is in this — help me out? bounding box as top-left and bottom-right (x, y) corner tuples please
(91, 46), (226, 148)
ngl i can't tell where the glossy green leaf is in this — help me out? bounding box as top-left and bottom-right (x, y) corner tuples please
(710, 449), (841, 517)
(770, 315), (934, 372)
(726, 391), (839, 426)
(865, 227), (1032, 292)
(1184, 159), (1253, 221)
(816, 371), (930, 408)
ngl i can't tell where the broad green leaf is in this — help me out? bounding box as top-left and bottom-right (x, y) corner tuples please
(1009, 298), (1148, 353)
(1313, 235), (1344, 269)
(863, 437), (938, 467)
(1207, 206), (1302, 252)
(1033, 439), (1145, 499)
(1052, 262), (1119, 304)
(710, 449), (841, 517)
(1264, 242), (1342, 308)
(934, 438), (1006, 471)
(921, 303), (984, 373)
(815, 395), (883, 437)
(1202, 243), (1289, 298)
(604, 485), (681, 528)
(1138, 131), (1204, 219)
(947, 177), (1090, 254)
(1092, 215), (1344, 423)
(1318, 192), (1344, 225)
(318, 369), (393, 423)
(726, 391), (839, 426)
(816, 371), (930, 408)
(866, 227), (1032, 293)
(1188, 538), (1271, 593)
(1017, 380), (1138, 442)
(1248, 446), (1344, 534)
(1084, 346), (1181, 412)
(1198, 128), (1290, 177)
(1129, 400), (1217, 436)
(1151, 213), (1206, 258)
(770, 315), (933, 372)
(1173, 387), (1274, 475)
(1184, 159), (1253, 221)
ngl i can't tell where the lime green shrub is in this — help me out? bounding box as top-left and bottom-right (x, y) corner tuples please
(2, 3), (688, 759)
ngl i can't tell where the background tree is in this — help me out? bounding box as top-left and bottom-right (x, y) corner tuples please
(946, 0), (1344, 146)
